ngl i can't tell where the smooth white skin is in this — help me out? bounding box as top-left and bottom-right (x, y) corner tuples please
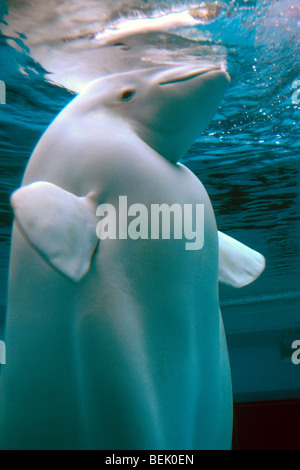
(0, 64), (234, 450)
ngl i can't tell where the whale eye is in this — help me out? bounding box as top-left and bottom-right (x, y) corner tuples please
(120, 88), (136, 102)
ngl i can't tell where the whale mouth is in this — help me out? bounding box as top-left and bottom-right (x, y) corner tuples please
(158, 66), (225, 86)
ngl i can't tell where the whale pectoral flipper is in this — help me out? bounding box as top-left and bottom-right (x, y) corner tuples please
(218, 231), (265, 288)
(10, 181), (99, 282)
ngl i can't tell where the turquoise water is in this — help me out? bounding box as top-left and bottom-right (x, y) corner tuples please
(0, 0), (299, 340)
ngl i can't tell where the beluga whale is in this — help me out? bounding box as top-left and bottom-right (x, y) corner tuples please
(0, 62), (265, 450)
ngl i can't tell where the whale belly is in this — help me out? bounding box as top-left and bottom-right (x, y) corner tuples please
(74, 213), (232, 449)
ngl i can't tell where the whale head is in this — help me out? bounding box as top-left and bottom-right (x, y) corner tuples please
(78, 63), (230, 162)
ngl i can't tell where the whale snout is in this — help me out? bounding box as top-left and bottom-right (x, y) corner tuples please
(156, 63), (230, 87)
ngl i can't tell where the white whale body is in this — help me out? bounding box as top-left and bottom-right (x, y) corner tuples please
(0, 64), (265, 449)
